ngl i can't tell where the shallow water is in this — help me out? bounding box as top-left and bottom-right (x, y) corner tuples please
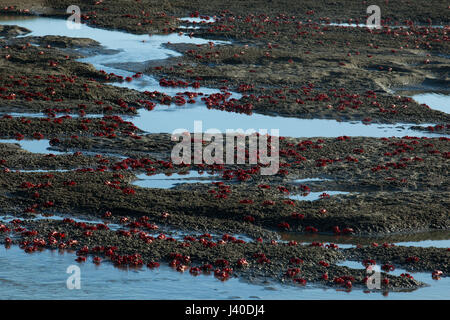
(132, 106), (447, 138)
(97, 64), (227, 97)
(0, 138), (127, 157)
(179, 17), (217, 24)
(133, 171), (219, 189)
(411, 93), (449, 114)
(177, 16), (217, 30)
(288, 191), (350, 201)
(0, 139), (65, 155)
(1, 245), (447, 300)
(0, 16), (226, 65)
(0, 112), (105, 119)
(293, 178), (331, 183)
(327, 22), (447, 29)
(394, 240), (450, 248)
(10, 169), (72, 173)
(279, 231), (450, 249)
(100, 65), (446, 138)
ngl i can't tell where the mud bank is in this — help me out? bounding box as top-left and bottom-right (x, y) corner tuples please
(144, 32), (449, 123)
(1, 135), (449, 237)
(5, 0), (448, 32)
(0, 35), (146, 115)
(51, 134), (450, 192)
(0, 218), (427, 290)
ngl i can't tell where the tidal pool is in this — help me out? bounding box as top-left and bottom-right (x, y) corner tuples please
(0, 139), (65, 155)
(132, 171), (219, 189)
(288, 191), (350, 202)
(0, 16), (226, 64)
(411, 93), (449, 114)
(278, 231), (450, 249)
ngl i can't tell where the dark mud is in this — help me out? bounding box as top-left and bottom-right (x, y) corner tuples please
(0, 24), (30, 37)
(7, 0), (448, 31)
(52, 134), (450, 192)
(2, 134), (448, 237)
(0, 115), (142, 139)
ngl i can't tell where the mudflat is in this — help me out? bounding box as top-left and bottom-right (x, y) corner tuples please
(0, 1), (448, 293)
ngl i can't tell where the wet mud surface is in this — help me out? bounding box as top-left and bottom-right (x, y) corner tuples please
(6, 0), (448, 31)
(146, 40), (449, 124)
(0, 1), (448, 293)
(0, 36), (146, 115)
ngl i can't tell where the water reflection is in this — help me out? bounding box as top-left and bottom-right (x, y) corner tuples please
(279, 230), (450, 248)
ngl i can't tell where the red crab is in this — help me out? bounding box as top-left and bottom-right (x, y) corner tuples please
(243, 215), (255, 223)
(305, 226), (318, 233)
(290, 257), (303, 265)
(161, 212), (170, 218)
(318, 261), (330, 267)
(214, 269), (231, 281)
(176, 265), (189, 272)
(381, 264), (395, 272)
(75, 256), (87, 263)
(215, 259), (230, 267)
(432, 270), (443, 280)
(286, 268), (300, 278)
(278, 222), (290, 230)
(293, 278), (307, 285)
(405, 256), (420, 263)
(189, 267), (202, 276)
(147, 262), (160, 269)
(237, 258), (249, 268)
(342, 228), (354, 234)
(287, 210), (304, 220)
